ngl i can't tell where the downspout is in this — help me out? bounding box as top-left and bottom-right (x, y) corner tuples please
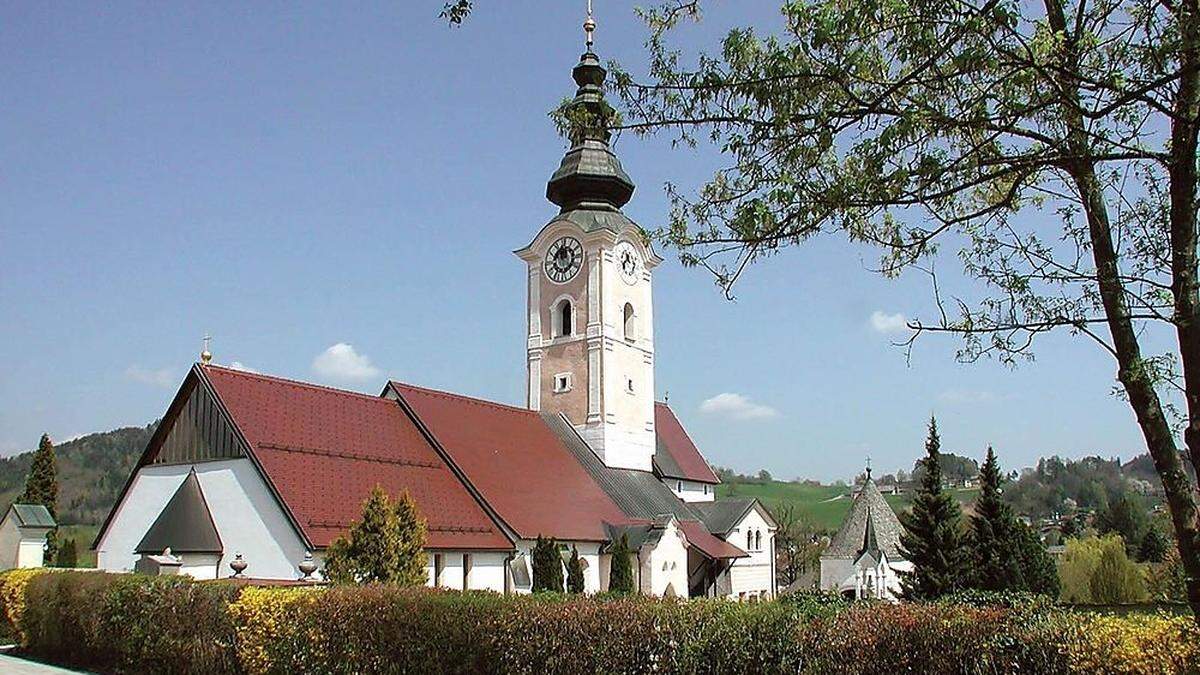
(636, 548), (643, 595)
(769, 534), (776, 597)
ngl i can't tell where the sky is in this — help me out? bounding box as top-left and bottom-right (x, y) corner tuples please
(0, 1), (1163, 481)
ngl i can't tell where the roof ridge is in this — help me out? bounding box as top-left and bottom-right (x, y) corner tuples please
(204, 364), (391, 406)
(390, 380), (534, 415)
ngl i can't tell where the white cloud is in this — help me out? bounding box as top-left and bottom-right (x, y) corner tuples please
(939, 388), (1001, 404)
(699, 393), (780, 421)
(228, 361), (259, 374)
(124, 365), (175, 388)
(870, 310), (911, 334)
(312, 343), (381, 382)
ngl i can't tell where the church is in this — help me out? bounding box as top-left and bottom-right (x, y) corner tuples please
(92, 29), (778, 600)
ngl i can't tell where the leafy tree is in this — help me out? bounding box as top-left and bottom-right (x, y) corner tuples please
(53, 537), (77, 568)
(614, 0), (1200, 619)
(968, 447), (1026, 591)
(1140, 526), (1171, 563)
(532, 536), (564, 593)
(773, 502), (825, 589)
(1089, 538), (1150, 604)
(608, 533), (635, 595)
(19, 434), (58, 562)
(566, 545), (585, 594)
(323, 486), (428, 585)
(1097, 495), (1150, 556)
(898, 417), (969, 599)
(1016, 523), (1061, 598)
(1149, 547), (1189, 602)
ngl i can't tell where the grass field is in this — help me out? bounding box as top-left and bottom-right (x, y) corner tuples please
(717, 480), (980, 531)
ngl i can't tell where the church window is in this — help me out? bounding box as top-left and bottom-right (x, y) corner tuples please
(462, 554), (472, 590)
(554, 299), (574, 337)
(746, 530), (753, 550)
(623, 303), (636, 341)
(755, 531), (762, 551)
(434, 553), (445, 587)
(554, 373), (573, 393)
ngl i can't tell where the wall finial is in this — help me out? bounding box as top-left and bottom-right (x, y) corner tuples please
(200, 334), (213, 365)
(583, 0), (596, 49)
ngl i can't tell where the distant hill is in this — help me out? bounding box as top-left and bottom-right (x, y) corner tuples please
(0, 423), (156, 526)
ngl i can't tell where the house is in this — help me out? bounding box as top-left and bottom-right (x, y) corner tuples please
(819, 471), (911, 600)
(0, 504), (56, 570)
(93, 37), (777, 600)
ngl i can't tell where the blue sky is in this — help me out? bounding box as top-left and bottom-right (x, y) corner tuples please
(0, 2), (1156, 481)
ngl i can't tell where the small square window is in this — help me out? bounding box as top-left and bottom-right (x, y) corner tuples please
(553, 373), (573, 393)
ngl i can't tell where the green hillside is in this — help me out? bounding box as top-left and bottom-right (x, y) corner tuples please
(718, 480), (980, 531)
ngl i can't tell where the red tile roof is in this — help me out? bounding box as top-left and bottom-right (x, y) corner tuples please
(390, 382), (631, 542)
(678, 520), (747, 560)
(202, 366), (512, 550)
(654, 403), (720, 484)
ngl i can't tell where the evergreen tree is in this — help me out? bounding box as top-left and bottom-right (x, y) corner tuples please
(323, 486), (428, 585)
(1060, 517), (1079, 540)
(531, 536), (564, 593)
(566, 545), (585, 594)
(967, 447), (1025, 591)
(1015, 522), (1060, 597)
(1138, 526), (1170, 563)
(53, 537), (78, 568)
(19, 434), (59, 561)
(608, 533), (634, 595)
(898, 416), (969, 600)
(1096, 495), (1148, 556)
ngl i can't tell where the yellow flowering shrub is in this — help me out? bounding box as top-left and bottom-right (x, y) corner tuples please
(0, 568), (53, 644)
(227, 586), (324, 675)
(1064, 613), (1200, 675)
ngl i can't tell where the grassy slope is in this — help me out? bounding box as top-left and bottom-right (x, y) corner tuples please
(718, 480), (980, 531)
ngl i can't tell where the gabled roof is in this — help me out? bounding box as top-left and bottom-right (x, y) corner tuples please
(389, 382), (630, 542)
(203, 366), (512, 551)
(688, 498), (775, 536)
(678, 520), (748, 560)
(135, 470), (222, 554)
(6, 504), (56, 529)
(653, 403), (720, 484)
(825, 478), (904, 560)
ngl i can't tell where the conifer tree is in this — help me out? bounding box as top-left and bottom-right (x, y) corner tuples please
(1015, 522), (1060, 597)
(19, 434), (58, 561)
(53, 537), (78, 568)
(968, 447), (1025, 591)
(323, 486), (428, 585)
(566, 545), (585, 594)
(898, 416), (968, 599)
(608, 533), (635, 595)
(1139, 526), (1170, 563)
(532, 536), (564, 593)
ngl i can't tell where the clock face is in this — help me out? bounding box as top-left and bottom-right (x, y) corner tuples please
(616, 242), (640, 284)
(544, 236), (584, 283)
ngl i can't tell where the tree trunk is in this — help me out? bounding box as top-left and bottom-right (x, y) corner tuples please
(1045, 0), (1200, 620)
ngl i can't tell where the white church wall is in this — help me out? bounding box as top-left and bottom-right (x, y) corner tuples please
(727, 507), (776, 599)
(511, 539), (602, 594)
(96, 459), (309, 580)
(639, 523), (689, 598)
(668, 479), (715, 503)
(819, 557), (854, 594)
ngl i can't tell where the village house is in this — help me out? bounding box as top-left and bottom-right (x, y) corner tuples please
(92, 38), (777, 600)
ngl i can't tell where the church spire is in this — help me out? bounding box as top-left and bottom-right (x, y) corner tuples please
(545, 3), (635, 213)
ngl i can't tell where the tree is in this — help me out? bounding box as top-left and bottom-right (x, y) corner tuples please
(608, 533), (635, 595)
(968, 447), (1026, 591)
(19, 434), (58, 562)
(898, 417), (969, 599)
(53, 537), (77, 568)
(566, 546), (585, 594)
(1016, 522), (1061, 597)
(1097, 495), (1150, 556)
(615, 0), (1200, 619)
(1090, 537), (1150, 604)
(1140, 526), (1171, 563)
(773, 502), (825, 588)
(323, 486), (428, 585)
(532, 536), (564, 593)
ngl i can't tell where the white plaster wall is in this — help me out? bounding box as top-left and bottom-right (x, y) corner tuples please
(819, 557), (853, 593)
(96, 459), (309, 580)
(640, 523), (689, 597)
(669, 480), (715, 503)
(0, 517), (20, 569)
(727, 508), (775, 598)
(179, 553), (221, 580)
(511, 539), (602, 594)
(18, 539), (46, 569)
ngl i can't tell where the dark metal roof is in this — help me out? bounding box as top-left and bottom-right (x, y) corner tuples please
(545, 207), (641, 236)
(8, 504), (55, 528)
(688, 499), (758, 536)
(825, 479), (904, 560)
(135, 470), (223, 554)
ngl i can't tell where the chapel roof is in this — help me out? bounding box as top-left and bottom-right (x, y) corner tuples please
(135, 470), (222, 554)
(654, 403), (721, 484)
(6, 503), (56, 529)
(825, 478), (905, 560)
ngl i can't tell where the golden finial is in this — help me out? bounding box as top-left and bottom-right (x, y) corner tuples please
(200, 334), (213, 365)
(584, 0), (596, 49)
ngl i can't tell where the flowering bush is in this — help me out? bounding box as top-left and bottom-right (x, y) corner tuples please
(0, 568), (52, 643)
(7, 571), (1200, 674)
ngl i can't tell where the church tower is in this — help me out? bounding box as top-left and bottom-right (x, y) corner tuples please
(515, 15), (661, 472)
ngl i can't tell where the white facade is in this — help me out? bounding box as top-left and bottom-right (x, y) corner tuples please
(668, 479), (715, 503)
(0, 512), (52, 570)
(638, 520), (689, 598)
(820, 556), (911, 601)
(96, 458), (310, 580)
(727, 507), (776, 600)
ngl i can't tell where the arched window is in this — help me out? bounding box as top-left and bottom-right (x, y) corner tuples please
(755, 530), (762, 551)
(746, 530), (753, 550)
(623, 303), (636, 340)
(553, 298), (574, 337)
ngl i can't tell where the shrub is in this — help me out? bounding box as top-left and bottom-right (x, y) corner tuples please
(0, 568), (52, 643)
(226, 585), (323, 675)
(1059, 612), (1200, 674)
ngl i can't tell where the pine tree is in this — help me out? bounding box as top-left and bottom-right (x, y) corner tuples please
(566, 545), (585, 594)
(532, 536), (564, 593)
(323, 486), (428, 585)
(898, 416), (969, 600)
(608, 533), (634, 595)
(1097, 496), (1148, 556)
(968, 446), (1025, 591)
(1015, 522), (1060, 597)
(1139, 526), (1170, 563)
(19, 434), (59, 561)
(53, 537), (78, 568)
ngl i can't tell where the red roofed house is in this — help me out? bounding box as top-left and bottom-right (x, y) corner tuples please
(93, 38), (777, 600)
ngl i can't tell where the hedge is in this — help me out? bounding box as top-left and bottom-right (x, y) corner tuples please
(7, 572), (1200, 674)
